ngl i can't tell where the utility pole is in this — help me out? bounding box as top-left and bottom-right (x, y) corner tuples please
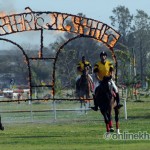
(132, 48), (136, 77)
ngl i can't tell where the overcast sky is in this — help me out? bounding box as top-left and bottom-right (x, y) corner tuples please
(1, 0), (150, 49)
(1, 0), (150, 25)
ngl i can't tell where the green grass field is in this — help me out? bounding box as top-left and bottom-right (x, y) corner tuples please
(0, 98), (150, 150)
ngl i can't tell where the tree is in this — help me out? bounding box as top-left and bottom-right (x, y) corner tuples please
(110, 6), (150, 87)
(110, 5), (133, 45)
(132, 10), (150, 85)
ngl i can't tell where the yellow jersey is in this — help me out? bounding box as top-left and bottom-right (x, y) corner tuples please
(94, 60), (113, 81)
(77, 61), (91, 75)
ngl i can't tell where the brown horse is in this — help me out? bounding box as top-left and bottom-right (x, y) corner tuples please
(95, 76), (120, 134)
(76, 65), (93, 108)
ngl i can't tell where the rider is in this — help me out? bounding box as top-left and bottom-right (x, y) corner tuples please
(91, 51), (123, 111)
(76, 56), (93, 92)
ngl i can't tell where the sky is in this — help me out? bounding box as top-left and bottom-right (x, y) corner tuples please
(1, 0), (150, 25)
(1, 0), (150, 49)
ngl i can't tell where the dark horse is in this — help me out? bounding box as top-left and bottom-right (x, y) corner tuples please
(95, 76), (120, 134)
(76, 65), (93, 109)
(0, 115), (4, 131)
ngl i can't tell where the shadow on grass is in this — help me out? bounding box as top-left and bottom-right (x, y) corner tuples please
(11, 135), (63, 139)
(127, 115), (150, 120)
(133, 100), (145, 102)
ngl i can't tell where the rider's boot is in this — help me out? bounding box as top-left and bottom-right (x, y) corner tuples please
(91, 94), (98, 111)
(115, 93), (123, 109)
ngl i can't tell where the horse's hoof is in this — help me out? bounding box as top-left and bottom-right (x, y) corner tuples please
(104, 132), (111, 140)
(116, 129), (121, 134)
(110, 127), (114, 132)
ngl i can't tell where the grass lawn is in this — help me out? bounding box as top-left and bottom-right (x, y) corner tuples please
(0, 98), (150, 150)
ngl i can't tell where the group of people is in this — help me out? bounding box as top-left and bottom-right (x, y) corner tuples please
(76, 51), (123, 111)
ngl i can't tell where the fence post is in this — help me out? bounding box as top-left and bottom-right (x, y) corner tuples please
(29, 100), (33, 122)
(124, 88), (128, 120)
(53, 100), (57, 120)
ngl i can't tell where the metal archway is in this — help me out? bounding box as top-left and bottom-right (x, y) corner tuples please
(0, 7), (120, 102)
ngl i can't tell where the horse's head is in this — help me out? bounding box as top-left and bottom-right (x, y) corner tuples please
(82, 65), (90, 76)
(102, 76), (112, 83)
(100, 76), (113, 96)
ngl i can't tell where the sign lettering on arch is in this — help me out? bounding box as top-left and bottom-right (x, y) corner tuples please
(0, 8), (120, 48)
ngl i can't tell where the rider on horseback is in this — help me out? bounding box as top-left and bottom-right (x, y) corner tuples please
(76, 56), (93, 94)
(91, 51), (123, 111)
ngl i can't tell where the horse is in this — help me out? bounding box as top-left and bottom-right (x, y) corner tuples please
(0, 115), (4, 131)
(95, 76), (120, 134)
(76, 65), (93, 109)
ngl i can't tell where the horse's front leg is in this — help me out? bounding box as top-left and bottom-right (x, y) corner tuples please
(101, 110), (110, 133)
(86, 93), (90, 108)
(114, 108), (120, 134)
(107, 113), (114, 132)
(107, 104), (115, 132)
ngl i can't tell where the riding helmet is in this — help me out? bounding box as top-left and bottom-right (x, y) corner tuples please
(82, 56), (85, 60)
(100, 51), (107, 57)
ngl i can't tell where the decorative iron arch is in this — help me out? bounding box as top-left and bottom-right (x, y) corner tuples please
(0, 8), (120, 102)
(0, 38), (32, 98)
